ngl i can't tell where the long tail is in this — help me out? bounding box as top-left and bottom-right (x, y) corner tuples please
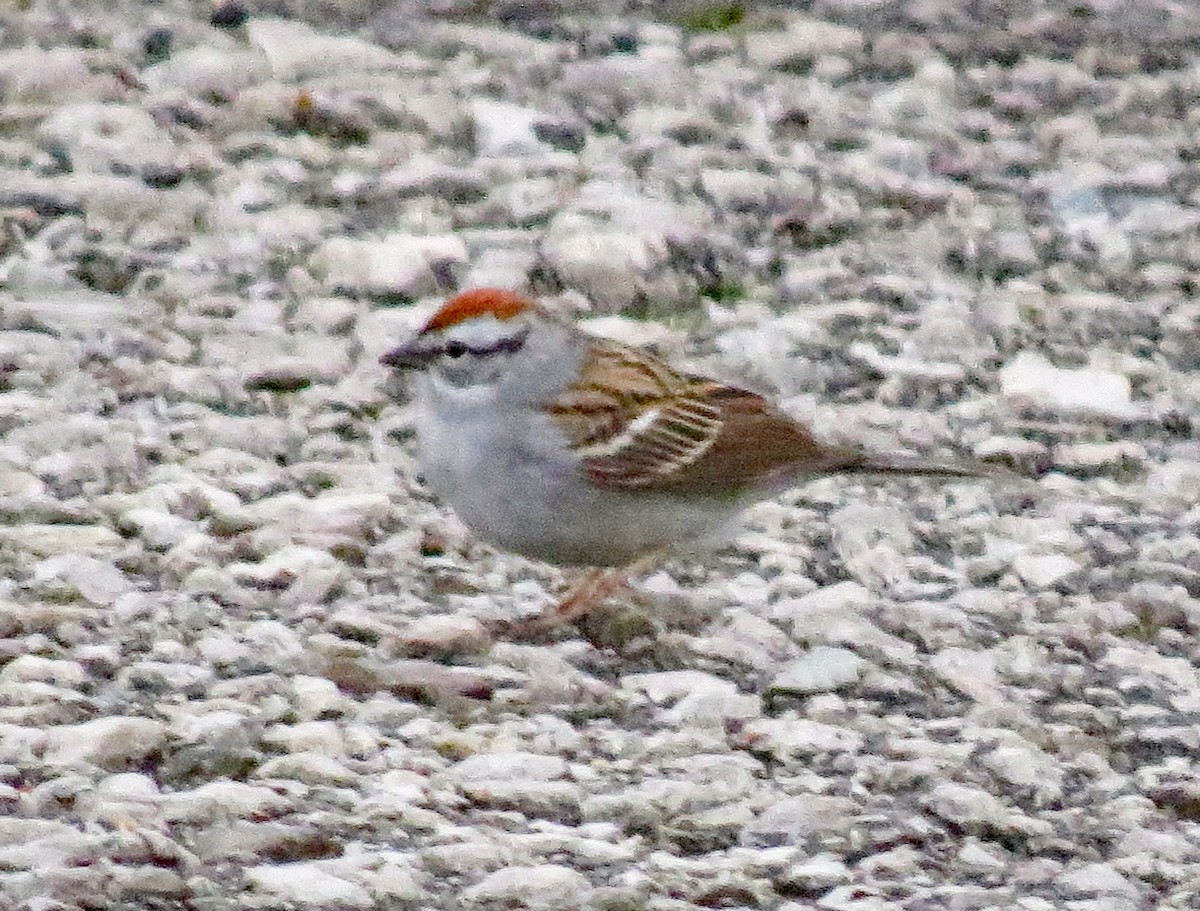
(836, 450), (998, 479)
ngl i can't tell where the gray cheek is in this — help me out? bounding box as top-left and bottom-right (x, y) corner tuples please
(427, 367), (499, 409)
(495, 325), (586, 404)
(435, 362), (481, 388)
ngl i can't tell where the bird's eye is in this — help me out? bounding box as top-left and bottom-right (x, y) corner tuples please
(445, 340), (468, 359)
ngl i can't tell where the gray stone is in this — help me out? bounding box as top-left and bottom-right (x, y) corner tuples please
(442, 751), (567, 784)
(247, 17), (399, 81)
(742, 795), (857, 847)
(1058, 862), (1140, 901)
(699, 168), (783, 213)
(37, 103), (177, 174)
(999, 352), (1136, 418)
(45, 717), (167, 770)
(0, 656), (86, 688)
(230, 545), (347, 606)
(744, 17), (863, 70)
(980, 742), (1064, 805)
(540, 227), (659, 310)
(769, 647), (868, 695)
(776, 852), (853, 894)
(458, 780), (583, 821)
(926, 782), (1052, 840)
(245, 861), (372, 909)
(255, 752), (358, 787)
(1012, 553), (1083, 590)
(470, 98), (548, 157)
(163, 781), (293, 824)
(314, 233), (467, 299)
(356, 852), (427, 902)
(0, 523), (122, 559)
(739, 715), (864, 760)
(118, 661), (214, 695)
(462, 864), (590, 907)
(774, 585), (917, 665)
(622, 670), (738, 705)
(1053, 441), (1146, 474)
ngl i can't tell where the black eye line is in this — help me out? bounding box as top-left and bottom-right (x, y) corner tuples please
(493, 327), (529, 356)
(443, 327), (530, 360)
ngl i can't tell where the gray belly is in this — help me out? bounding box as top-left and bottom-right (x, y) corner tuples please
(418, 410), (727, 567)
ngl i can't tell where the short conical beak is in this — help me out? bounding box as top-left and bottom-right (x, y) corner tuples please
(380, 341), (433, 371)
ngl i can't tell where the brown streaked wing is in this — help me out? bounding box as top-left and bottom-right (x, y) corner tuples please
(545, 342), (724, 489)
(546, 342), (863, 495)
(579, 395), (725, 488)
(650, 380), (865, 496)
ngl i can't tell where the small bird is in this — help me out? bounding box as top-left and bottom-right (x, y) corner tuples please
(381, 288), (983, 630)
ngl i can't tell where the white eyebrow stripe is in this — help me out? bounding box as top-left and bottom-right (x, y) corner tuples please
(461, 327), (529, 358)
(431, 312), (526, 348)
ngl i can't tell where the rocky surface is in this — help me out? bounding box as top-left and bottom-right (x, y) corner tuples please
(2, 1), (1199, 909)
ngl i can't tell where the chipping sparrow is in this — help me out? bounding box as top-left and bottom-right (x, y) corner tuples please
(381, 288), (982, 627)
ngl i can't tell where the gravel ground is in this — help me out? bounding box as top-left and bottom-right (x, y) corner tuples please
(2, 1), (1200, 909)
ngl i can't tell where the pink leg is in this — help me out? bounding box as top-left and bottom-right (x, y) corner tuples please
(484, 558), (661, 640)
(550, 568), (630, 625)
